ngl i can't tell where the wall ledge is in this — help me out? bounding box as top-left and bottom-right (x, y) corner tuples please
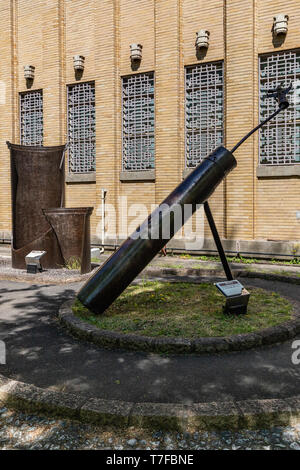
(120, 170), (155, 182)
(257, 165), (300, 178)
(66, 173), (96, 183)
(92, 236), (300, 259)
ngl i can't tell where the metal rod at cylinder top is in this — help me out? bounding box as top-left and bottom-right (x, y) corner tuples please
(77, 146), (237, 315)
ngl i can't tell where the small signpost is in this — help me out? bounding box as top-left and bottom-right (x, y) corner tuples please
(25, 250), (47, 274)
(215, 280), (250, 315)
(215, 280), (243, 297)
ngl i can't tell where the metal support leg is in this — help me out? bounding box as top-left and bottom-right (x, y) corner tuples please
(204, 201), (233, 281)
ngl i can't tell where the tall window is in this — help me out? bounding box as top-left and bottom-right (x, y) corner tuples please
(20, 90), (43, 146)
(67, 81), (96, 173)
(259, 50), (300, 165)
(185, 62), (224, 168)
(122, 72), (155, 171)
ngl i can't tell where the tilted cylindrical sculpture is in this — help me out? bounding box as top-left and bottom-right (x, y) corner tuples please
(7, 142), (66, 269)
(43, 207), (93, 274)
(78, 146), (237, 314)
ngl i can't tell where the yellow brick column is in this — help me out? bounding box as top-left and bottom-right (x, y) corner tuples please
(155, 0), (183, 206)
(42, 0), (64, 145)
(93, 0), (120, 244)
(0, 1), (17, 237)
(225, 0), (256, 240)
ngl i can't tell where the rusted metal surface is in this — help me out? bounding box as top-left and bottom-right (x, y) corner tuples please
(43, 207), (93, 274)
(7, 142), (66, 269)
(78, 146), (237, 315)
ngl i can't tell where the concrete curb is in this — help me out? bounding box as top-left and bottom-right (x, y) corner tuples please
(143, 267), (300, 285)
(58, 286), (300, 355)
(0, 373), (300, 430)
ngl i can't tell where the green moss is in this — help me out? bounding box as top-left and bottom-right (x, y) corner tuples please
(73, 281), (293, 338)
(177, 253), (300, 266)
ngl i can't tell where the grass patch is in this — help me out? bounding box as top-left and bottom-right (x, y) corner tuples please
(73, 281), (293, 338)
(65, 256), (81, 270)
(160, 263), (185, 269)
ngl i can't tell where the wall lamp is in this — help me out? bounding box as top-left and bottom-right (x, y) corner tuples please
(130, 44), (143, 62)
(24, 65), (35, 80)
(273, 14), (289, 36)
(73, 55), (85, 71)
(195, 30), (210, 50)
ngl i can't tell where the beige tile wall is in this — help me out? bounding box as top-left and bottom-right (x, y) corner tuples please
(0, 0), (299, 247)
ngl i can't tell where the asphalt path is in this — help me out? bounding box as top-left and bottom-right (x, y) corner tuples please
(0, 277), (299, 404)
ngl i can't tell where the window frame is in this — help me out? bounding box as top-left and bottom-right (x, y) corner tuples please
(258, 49), (300, 166)
(66, 80), (96, 174)
(19, 89), (43, 146)
(184, 61), (224, 169)
(121, 71), (155, 172)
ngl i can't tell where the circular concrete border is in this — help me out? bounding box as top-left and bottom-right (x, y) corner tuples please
(58, 286), (300, 355)
(0, 373), (300, 431)
(1, 270), (300, 430)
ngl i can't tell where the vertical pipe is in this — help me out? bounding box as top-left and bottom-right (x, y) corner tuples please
(100, 188), (107, 254)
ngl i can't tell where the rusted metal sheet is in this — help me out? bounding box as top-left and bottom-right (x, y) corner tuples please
(43, 207), (93, 274)
(7, 142), (66, 269)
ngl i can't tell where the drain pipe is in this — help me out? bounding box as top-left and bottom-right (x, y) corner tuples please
(99, 189), (107, 254)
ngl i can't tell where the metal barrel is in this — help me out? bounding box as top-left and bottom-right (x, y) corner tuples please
(77, 146), (237, 314)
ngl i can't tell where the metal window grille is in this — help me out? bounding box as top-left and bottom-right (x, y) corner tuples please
(259, 50), (300, 165)
(67, 81), (96, 173)
(122, 72), (155, 171)
(185, 62), (224, 168)
(20, 90), (43, 146)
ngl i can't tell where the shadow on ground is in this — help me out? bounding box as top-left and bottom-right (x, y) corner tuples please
(0, 278), (299, 404)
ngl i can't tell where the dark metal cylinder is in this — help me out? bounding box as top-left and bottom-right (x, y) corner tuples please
(77, 146), (237, 314)
(43, 207), (93, 274)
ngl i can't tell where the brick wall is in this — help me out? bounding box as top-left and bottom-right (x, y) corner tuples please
(256, 0), (300, 242)
(0, 0), (299, 251)
(0, 1), (14, 236)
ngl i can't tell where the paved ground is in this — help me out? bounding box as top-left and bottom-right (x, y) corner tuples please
(0, 242), (300, 284)
(0, 276), (300, 404)
(1, 406), (300, 450)
(0, 250), (300, 449)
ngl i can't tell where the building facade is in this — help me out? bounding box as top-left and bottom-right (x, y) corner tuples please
(0, 0), (299, 257)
